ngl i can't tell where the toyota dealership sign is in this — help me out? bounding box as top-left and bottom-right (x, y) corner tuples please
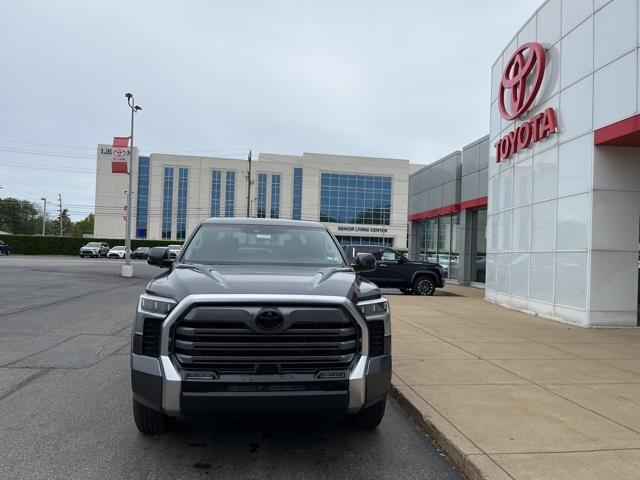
(494, 42), (557, 163)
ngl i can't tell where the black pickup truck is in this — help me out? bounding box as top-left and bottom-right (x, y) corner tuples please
(343, 245), (445, 295)
(131, 218), (391, 434)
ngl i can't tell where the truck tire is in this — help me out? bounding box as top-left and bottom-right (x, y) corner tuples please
(133, 398), (169, 434)
(413, 276), (436, 296)
(346, 397), (386, 430)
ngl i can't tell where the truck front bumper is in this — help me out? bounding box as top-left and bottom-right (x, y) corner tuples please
(131, 294), (391, 416)
(131, 352), (391, 416)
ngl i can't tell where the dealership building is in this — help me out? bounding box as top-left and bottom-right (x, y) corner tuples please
(94, 148), (410, 248)
(481, 0), (640, 328)
(408, 0), (640, 328)
(407, 136), (489, 285)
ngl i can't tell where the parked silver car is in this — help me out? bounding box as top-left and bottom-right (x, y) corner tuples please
(79, 242), (110, 258)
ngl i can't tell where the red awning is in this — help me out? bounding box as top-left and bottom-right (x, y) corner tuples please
(594, 114), (640, 147)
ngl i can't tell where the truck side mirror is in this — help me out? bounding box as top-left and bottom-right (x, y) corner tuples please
(351, 253), (376, 273)
(147, 247), (173, 268)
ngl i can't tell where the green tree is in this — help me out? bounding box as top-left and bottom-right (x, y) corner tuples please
(74, 213), (94, 235)
(0, 197), (39, 234)
(54, 208), (73, 236)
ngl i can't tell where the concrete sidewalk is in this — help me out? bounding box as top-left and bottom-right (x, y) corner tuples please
(389, 285), (640, 480)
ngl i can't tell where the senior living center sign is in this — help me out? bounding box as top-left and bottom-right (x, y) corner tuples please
(494, 42), (558, 163)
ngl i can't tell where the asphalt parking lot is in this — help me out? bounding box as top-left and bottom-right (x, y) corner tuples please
(0, 256), (461, 480)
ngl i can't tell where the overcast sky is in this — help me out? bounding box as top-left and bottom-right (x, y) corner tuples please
(1, 0), (540, 219)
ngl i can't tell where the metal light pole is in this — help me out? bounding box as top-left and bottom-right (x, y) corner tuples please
(122, 93), (142, 278)
(58, 193), (62, 236)
(40, 197), (47, 236)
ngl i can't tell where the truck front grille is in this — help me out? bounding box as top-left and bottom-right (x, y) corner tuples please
(172, 305), (359, 374)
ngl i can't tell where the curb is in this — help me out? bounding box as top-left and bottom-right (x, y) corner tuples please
(391, 384), (493, 480)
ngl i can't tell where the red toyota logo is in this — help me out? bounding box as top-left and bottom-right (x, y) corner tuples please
(498, 42), (546, 121)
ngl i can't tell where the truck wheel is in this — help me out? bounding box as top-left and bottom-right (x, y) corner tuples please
(346, 397), (387, 430)
(413, 276), (436, 296)
(133, 398), (169, 434)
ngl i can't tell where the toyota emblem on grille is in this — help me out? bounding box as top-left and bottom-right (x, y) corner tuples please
(255, 308), (284, 330)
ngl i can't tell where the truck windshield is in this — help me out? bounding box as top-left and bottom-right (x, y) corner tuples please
(182, 224), (345, 266)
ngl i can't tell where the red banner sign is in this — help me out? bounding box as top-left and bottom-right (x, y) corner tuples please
(112, 162), (128, 174)
(113, 136), (129, 148)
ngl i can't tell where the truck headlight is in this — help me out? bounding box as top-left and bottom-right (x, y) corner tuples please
(358, 299), (388, 316)
(357, 297), (391, 337)
(134, 294), (177, 334)
(139, 294), (176, 316)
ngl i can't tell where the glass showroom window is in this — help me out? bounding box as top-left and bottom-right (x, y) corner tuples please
(292, 167), (303, 220)
(335, 235), (393, 247)
(176, 168), (188, 240)
(419, 219), (438, 264)
(256, 173), (267, 218)
(225, 171), (235, 217)
(210, 170), (221, 217)
(135, 156), (149, 238)
(319, 173), (392, 225)
(418, 215), (460, 279)
(271, 174), (281, 219)
(161, 167), (174, 240)
(471, 209), (487, 283)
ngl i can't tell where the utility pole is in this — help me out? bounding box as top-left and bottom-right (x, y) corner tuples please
(40, 197), (47, 236)
(245, 150), (253, 217)
(57, 194), (62, 236)
(123, 93), (142, 278)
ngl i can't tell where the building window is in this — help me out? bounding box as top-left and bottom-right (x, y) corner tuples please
(292, 167), (303, 220)
(135, 156), (149, 238)
(176, 168), (188, 240)
(319, 173), (392, 225)
(161, 167), (174, 240)
(211, 170), (221, 217)
(335, 235), (393, 247)
(418, 214), (461, 280)
(270, 174), (281, 219)
(471, 208), (487, 283)
(224, 171), (235, 217)
(257, 173), (267, 218)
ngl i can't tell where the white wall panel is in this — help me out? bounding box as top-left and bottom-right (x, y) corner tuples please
(560, 18), (593, 90)
(556, 193), (589, 250)
(593, 50), (637, 129)
(594, 0), (637, 69)
(555, 252), (588, 309)
(562, 0), (593, 35)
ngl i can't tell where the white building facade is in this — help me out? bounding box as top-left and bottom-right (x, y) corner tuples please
(94, 148), (410, 248)
(488, 0), (640, 327)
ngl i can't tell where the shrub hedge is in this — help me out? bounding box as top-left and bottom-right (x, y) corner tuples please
(0, 235), (179, 256)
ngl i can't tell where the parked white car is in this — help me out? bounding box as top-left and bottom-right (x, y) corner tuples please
(107, 245), (129, 259)
(167, 244), (182, 259)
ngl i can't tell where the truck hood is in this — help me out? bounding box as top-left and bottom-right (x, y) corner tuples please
(146, 263), (380, 304)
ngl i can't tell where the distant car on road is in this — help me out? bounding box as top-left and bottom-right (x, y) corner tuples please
(131, 246), (150, 259)
(343, 245), (445, 296)
(0, 239), (10, 255)
(107, 245), (129, 259)
(167, 244), (182, 259)
(79, 242), (109, 258)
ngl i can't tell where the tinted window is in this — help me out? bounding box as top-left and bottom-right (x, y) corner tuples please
(183, 224), (344, 266)
(380, 249), (397, 261)
(352, 246), (382, 259)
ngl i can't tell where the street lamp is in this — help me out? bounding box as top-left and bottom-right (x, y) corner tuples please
(122, 92), (142, 278)
(40, 197), (47, 236)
